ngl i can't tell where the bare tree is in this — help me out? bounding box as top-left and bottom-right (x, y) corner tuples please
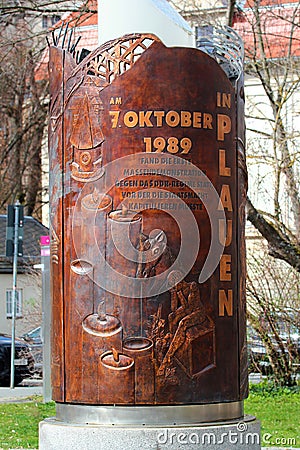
(247, 242), (300, 386)
(0, 18), (48, 217)
(0, 1), (95, 18)
(233, 1), (300, 270)
(169, 0), (300, 386)
(0, 0), (96, 218)
(169, 0), (234, 29)
(171, 0), (300, 271)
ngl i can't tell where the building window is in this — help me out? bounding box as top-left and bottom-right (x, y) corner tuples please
(42, 16), (48, 29)
(196, 25), (214, 45)
(51, 15), (61, 26)
(42, 15), (61, 29)
(6, 289), (22, 318)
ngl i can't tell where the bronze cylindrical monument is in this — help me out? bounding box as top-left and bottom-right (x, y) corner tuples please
(49, 30), (247, 422)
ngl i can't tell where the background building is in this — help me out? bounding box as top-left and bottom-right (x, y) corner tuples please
(0, 215), (48, 335)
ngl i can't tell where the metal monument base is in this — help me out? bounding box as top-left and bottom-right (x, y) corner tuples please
(39, 404), (261, 450)
(56, 401), (244, 425)
(39, 415), (260, 450)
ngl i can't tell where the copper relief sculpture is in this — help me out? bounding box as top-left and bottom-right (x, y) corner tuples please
(48, 27), (247, 406)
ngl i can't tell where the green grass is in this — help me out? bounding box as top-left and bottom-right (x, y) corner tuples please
(245, 384), (300, 448)
(0, 386), (299, 449)
(0, 398), (55, 449)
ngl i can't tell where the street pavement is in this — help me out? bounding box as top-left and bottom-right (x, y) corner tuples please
(0, 378), (43, 403)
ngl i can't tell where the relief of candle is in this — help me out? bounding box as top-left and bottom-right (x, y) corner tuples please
(82, 302), (123, 402)
(81, 189), (112, 314)
(71, 206), (83, 263)
(81, 188), (112, 263)
(106, 206), (142, 277)
(99, 348), (135, 404)
(123, 337), (155, 404)
(106, 207), (142, 337)
(66, 260), (94, 401)
(82, 301), (123, 345)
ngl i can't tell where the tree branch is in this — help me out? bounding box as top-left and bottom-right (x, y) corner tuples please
(226, 0), (236, 27)
(246, 197), (300, 272)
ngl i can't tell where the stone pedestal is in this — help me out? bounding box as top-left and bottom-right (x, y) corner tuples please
(39, 415), (261, 450)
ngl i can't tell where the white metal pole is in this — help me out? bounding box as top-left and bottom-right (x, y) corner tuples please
(41, 243), (52, 402)
(10, 201), (20, 389)
(98, 0), (194, 47)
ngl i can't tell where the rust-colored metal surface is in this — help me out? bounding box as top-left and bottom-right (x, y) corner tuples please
(48, 33), (247, 405)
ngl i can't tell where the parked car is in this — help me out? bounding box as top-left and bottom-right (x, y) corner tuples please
(247, 328), (271, 374)
(247, 313), (300, 374)
(0, 334), (35, 386)
(21, 326), (43, 376)
(22, 326), (42, 345)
